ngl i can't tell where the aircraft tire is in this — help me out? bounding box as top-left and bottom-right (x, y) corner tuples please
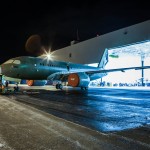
(81, 87), (84, 90)
(59, 84), (63, 90)
(56, 84), (63, 90)
(85, 87), (88, 90)
(56, 84), (59, 89)
(81, 87), (88, 90)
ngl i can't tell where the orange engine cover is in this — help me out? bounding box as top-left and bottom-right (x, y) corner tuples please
(68, 73), (80, 87)
(26, 80), (34, 86)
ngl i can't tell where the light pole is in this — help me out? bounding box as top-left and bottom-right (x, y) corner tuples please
(141, 53), (145, 86)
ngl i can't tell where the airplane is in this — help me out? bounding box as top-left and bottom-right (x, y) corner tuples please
(0, 53), (150, 90)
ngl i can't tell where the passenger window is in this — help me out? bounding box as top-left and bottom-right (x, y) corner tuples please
(13, 60), (21, 64)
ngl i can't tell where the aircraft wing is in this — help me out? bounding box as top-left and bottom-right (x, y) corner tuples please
(86, 66), (150, 74)
(47, 66), (150, 81)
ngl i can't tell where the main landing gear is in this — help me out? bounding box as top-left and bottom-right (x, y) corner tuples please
(56, 84), (63, 90)
(81, 87), (88, 90)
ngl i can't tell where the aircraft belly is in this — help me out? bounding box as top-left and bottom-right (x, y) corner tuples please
(12, 67), (49, 80)
(18, 66), (58, 80)
(23, 69), (49, 80)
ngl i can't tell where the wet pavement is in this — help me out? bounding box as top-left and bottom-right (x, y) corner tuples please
(7, 87), (150, 133)
(1, 86), (150, 149)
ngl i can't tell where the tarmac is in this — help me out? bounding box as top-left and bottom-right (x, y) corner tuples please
(0, 93), (150, 150)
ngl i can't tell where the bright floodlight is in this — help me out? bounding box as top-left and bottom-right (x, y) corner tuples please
(43, 49), (52, 60)
(47, 53), (51, 60)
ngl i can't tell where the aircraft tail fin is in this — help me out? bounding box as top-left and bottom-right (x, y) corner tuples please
(97, 49), (108, 68)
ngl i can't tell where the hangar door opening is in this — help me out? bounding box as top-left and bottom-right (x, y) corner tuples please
(102, 41), (150, 87)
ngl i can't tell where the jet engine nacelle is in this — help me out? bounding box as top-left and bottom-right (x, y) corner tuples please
(68, 73), (90, 87)
(26, 80), (47, 86)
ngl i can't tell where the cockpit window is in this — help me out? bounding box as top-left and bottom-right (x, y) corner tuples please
(13, 60), (21, 64)
(4, 59), (14, 64)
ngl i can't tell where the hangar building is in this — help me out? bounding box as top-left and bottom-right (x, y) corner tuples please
(51, 20), (150, 65)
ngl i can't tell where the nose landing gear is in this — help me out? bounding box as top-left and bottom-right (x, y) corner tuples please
(56, 83), (63, 90)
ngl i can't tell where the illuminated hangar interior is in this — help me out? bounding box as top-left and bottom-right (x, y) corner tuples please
(99, 41), (150, 85)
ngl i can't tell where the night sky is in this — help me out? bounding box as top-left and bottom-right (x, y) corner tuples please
(0, 0), (149, 64)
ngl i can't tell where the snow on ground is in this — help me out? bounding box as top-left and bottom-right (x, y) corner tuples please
(0, 135), (13, 150)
